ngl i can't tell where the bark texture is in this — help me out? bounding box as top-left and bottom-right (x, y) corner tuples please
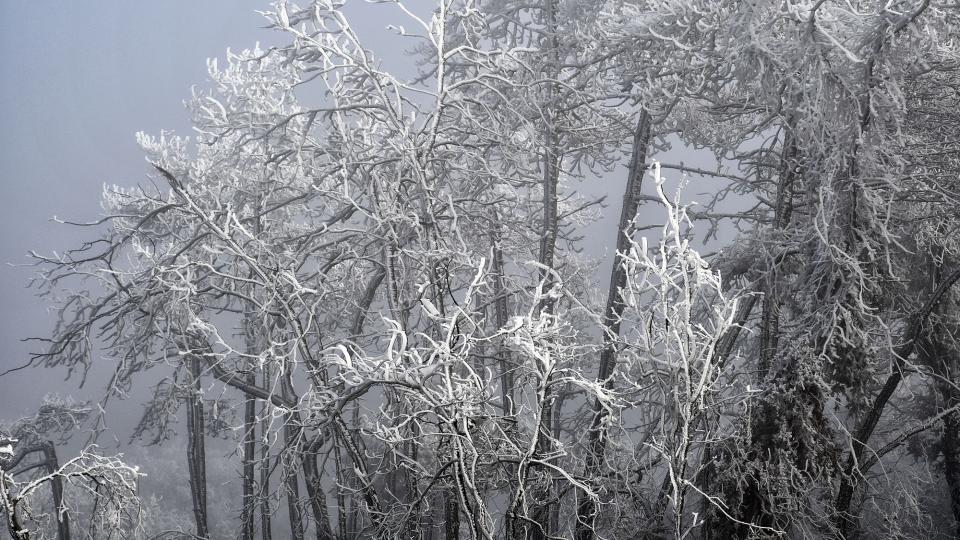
(575, 108), (652, 540)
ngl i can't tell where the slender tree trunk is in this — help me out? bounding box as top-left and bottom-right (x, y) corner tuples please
(335, 413), (382, 534)
(536, 0), (561, 307)
(278, 367), (334, 540)
(241, 374), (257, 540)
(756, 122), (798, 378)
(549, 386), (568, 534)
(526, 0), (561, 535)
(284, 420), (306, 540)
(301, 445), (335, 539)
(574, 108), (651, 540)
(332, 438), (348, 539)
(379, 239), (423, 537)
(405, 424), (424, 539)
(42, 442), (69, 540)
(186, 353), (210, 539)
(444, 487), (460, 539)
(241, 313), (259, 540)
(921, 322), (960, 538)
(241, 209), (262, 540)
(279, 370), (305, 540)
(260, 364), (274, 540)
(734, 121), (800, 536)
(942, 391), (960, 538)
(345, 418), (360, 536)
(338, 268), (385, 538)
(490, 213), (516, 419)
(926, 262), (960, 537)
(428, 264), (461, 540)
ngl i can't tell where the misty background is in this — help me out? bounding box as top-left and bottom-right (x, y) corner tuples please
(0, 1), (720, 421)
(0, 3), (295, 529)
(1, 1), (276, 416)
(0, 2), (725, 533)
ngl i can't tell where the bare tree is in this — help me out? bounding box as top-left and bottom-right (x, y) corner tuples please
(1, 402), (142, 539)
(13, 1), (960, 538)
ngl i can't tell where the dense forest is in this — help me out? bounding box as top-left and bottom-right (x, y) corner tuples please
(2, 0), (960, 538)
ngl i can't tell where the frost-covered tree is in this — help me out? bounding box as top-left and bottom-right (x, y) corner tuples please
(0, 400), (142, 539)
(13, 0), (960, 538)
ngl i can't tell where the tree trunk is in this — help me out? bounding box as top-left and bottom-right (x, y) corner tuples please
(490, 213), (516, 418)
(574, 108), (651, 540)
(337, 269), (385, 538)
(284, 421), (306, 540)
(333, 438), (348, 539)
(549, 386), (568, 534)
(444, 487), (460, 539)
(241, 373), (256, 539)
(734, 121), (799, 536)
(756, 119), (799, 378)
(300, 446), (335, 539)
(277, 368), (335, 540)
(526, 0), (561, 534)
(186, 353), (210, 539)
(942, 392), (960, 538)
(260, 364), (274, 540)
(335, 413), (383, 533)
(920, 328), (960, 538)
(536, 0), (561, 310)
(241, 317), (258, 540)
(931, 285), (960, 537)
(42, 442), (69, 540)
(242, 206), (261, 540)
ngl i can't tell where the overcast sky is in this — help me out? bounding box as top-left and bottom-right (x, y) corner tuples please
(0, 0), (495, 424)
(0, 1), (724, 427)
(0, 1), (279, 419)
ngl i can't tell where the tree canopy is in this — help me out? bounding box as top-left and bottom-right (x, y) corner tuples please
(4, 0), (960, 538)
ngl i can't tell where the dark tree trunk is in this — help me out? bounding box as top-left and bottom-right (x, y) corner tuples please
(335, 414), (383, 534)
(942, 396), (960, 538)
(756, 120), (799, 379)
(241, 305), (261, 540)
(404, 431), (424, 539)
(574, 108), (651, 540)
(283, 421), (306, 540)
(241, 207), (261, 540)
(334, 270), (385, 538)
(260, 364), (274, 540)
(932, 306), (960, 536)
(186, 353), (210, 539)
(536, 0), (560, 312)
(241, 371), (257, 540)
(527, 0), (561, 531)
(300, 446), (334, 540)
(444, 487), (460, 539)
(490, 214), (515, 419)
(278, 367), (334, 539)
(733, 121), (799, 536)
(332, 438), (348, 539)
(42, 442), (69, 540)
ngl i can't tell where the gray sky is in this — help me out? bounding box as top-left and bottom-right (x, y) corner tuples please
(0, 0), (726, 423)
(0, 1), (276, 419)
(0, 3), (736, 534)
(0, 0), (460, 425)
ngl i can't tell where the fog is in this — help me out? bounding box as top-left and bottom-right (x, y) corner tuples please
(5, 2), (952, 539)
